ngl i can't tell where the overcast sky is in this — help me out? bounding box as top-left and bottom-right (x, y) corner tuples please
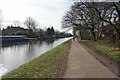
(0, 0), (73, 32)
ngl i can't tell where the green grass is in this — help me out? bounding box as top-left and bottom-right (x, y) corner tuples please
(2, 39), (71, 78)
(81, 40), (120, 61)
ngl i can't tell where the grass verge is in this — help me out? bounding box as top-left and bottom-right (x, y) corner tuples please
(81, 40), (120, 61)
(2, 39), (71, 78)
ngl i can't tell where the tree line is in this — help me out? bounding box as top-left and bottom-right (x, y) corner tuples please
(1, 17), (72, 38)
(62, 2), (120, 43)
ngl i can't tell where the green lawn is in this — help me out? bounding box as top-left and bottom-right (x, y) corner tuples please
(2, 39), (71, 78)
(81, 40), (120, 61)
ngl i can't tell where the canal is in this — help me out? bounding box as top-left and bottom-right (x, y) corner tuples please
(0, 38), (71, 76)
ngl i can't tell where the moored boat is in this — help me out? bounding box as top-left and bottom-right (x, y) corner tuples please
(0, 35), (29, 43)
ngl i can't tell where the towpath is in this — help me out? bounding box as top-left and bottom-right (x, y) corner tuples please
(63, 41), (118, 78)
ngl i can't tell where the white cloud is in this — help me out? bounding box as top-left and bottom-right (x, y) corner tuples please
(0, 0), (73, 31)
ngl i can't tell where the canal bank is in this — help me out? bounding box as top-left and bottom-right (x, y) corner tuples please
(0, 38), (71, 77)
(2, 39), (71, 78)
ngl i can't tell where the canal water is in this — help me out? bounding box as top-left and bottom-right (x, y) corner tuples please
(0, 38), (71, 77)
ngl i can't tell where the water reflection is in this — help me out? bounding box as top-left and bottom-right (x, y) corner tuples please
(0, 38), (70, 76)
(1, 41), (28, 47)
(45, 39), (55, 44)
(0, 48), (8, 77)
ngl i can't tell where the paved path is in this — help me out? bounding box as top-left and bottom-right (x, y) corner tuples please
(63, 41), (118, 78)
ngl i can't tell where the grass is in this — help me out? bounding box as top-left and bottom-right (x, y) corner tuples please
(2, 39), (71, 78)
(81, 40), (120, 61)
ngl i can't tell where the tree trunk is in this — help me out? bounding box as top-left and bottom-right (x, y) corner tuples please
(90, 25), (97, 42)
(79, 30), (84, 40)
(92, 31), (97, 42)
(91, 28), (97, 42)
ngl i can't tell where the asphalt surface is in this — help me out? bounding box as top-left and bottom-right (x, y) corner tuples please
(63, 41), (118, 78)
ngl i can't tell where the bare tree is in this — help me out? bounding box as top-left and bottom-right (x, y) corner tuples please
(62, 1), (120, 42)
(13, 20), (21, 27)
(62, 2), (100, 41)
(24, 17), (38, 31)
(91, 2), (120, 39)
